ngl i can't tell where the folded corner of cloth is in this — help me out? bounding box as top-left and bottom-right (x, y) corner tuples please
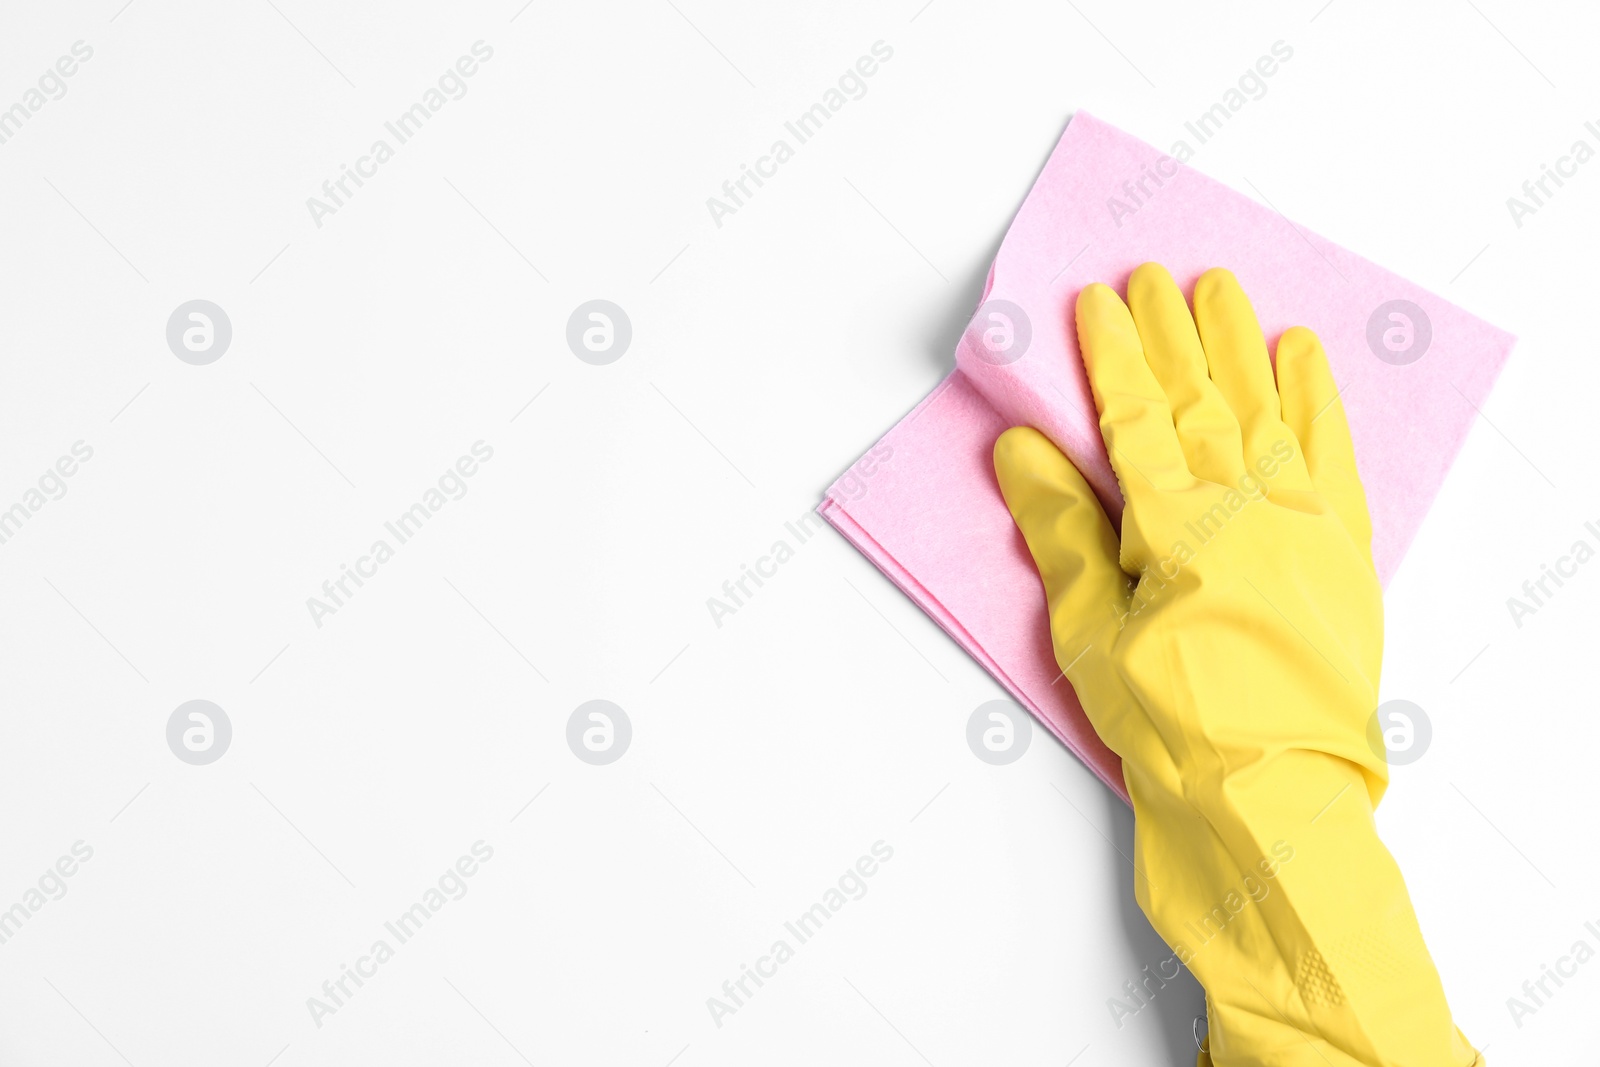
(818, 111), (1516, 801)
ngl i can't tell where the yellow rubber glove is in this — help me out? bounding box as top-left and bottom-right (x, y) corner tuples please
(993, 264), (1482, 1067)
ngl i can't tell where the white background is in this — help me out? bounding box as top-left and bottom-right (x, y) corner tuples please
(0, 1), (1594, 1064)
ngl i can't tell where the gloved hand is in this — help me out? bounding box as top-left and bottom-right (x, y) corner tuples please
(993, 264), (1482, 1066)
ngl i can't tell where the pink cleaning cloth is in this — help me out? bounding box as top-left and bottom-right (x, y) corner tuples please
(820, 112), (1514, 803)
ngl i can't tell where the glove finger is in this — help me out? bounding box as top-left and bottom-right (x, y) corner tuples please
(1275, 326), (1374, 551)
(1192, 268), (1313, 493)
(993, 426), (1133, 695)
(1127, 262), (1246, 487)
(1075, 283), (1193, 521)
